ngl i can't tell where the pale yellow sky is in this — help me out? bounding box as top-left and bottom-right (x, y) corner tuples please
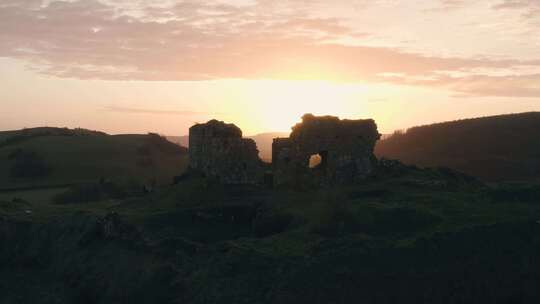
(1, 0), (539, 135)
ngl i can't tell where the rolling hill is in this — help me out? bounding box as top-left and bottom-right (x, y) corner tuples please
(2, 124), (540, 303)
(0, 127), (189, 190)
(375, 112), (540, 181)
(2, 158), (540, 303)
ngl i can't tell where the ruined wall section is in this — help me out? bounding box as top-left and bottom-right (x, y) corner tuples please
(273, 114), (381, 186)
(271, 137), (295, 186)
(189, 120), (264, 185)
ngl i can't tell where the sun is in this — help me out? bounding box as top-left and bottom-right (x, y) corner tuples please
(245, 80), (372, 133)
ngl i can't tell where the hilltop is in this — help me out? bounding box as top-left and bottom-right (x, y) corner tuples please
(376, 112), (540, 181)
(2, 118), (540, 304)
(1, 158), (539, 303)
(0, 127), (188, 190)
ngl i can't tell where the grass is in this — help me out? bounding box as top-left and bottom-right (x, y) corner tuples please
(2, 131), (540, 303)
(4, 167), (540, 240)
(0, 130), (189, 189)
(0, 187), (67, 204)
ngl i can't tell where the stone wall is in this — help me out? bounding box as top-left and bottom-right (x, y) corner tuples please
(272, 114), (381, 186)
(188, 115), (380, 187)
(189, 120), (264, 185)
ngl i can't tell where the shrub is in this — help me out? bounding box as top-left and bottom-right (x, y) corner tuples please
(252, 207), (294, 237)
(53, 181), (129, 204)
(367, 207), (441, 236)
(8, 149), (52, 179)
(311, 195), (441, 237)
(53, 184), (103, 204)
(486, 184), (540, 203)
(136, 156), (155, 168)
(310, 197), (363, 237)
(100, 181), (128, 199)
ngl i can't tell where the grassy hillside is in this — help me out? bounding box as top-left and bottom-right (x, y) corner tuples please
(2, 122), (540, 303)
(1, 162), (540, 303)
(0, 128), (189, 189)
(375, 112), (540, 181)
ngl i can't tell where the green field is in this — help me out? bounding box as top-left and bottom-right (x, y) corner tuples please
(2, 127), (540, 304)
(0, 128), (189, 190)
(2, 159), (540, 303)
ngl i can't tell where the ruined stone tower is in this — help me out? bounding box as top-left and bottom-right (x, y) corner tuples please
(272, 114), (381, 186)
(188, 114), (380, 187)
(189, 119), (264, 185)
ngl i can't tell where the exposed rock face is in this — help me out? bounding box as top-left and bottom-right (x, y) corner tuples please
(189, 120), (264, 184)
(273, 114), (381, 186)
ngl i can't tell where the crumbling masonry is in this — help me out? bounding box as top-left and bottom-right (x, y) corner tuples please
(189, 120), (264, 185)
(273, 114), (380, 186)
(189, 114), (380, 186)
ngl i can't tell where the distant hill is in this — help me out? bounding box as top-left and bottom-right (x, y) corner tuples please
(249, 132), (290, 162)
(375, 112), (540, 181)
(165, 135), (189, 148)
(0, 127), (189, 189)
(166, 132), (289, 162)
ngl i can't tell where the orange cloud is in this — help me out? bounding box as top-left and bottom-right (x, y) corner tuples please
(2, 0), (540, 97)
(492, 0), (540, 17)
(104, 106), (213, 116)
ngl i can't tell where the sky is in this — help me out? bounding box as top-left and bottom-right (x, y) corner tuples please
(1, 0), (540, 136)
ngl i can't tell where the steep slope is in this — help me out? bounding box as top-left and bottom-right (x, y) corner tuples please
(375, 112), (540, 181)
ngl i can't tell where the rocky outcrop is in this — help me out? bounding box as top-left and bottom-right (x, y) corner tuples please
(189, 120), (264, 185)
(273, 114), (381, 186)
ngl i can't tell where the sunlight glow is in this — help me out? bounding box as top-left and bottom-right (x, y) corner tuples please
(229, 80), (372, 134)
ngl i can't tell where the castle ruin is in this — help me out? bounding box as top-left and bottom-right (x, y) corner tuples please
(189, 119), (264, 185)
(188, 114), (380, 186)
(273, 114), (380, 186)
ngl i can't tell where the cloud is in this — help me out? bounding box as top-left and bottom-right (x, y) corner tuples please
(492, 0), (540, 18)
(446, 74), (540, 98)
(0, 0), (360, 79)
(394, 73), (540, 98)
(493, 0), (531, 10)
(104, 106), (213, 116)
(2, 0), (540, 97)
(427, 0), (469, 11)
